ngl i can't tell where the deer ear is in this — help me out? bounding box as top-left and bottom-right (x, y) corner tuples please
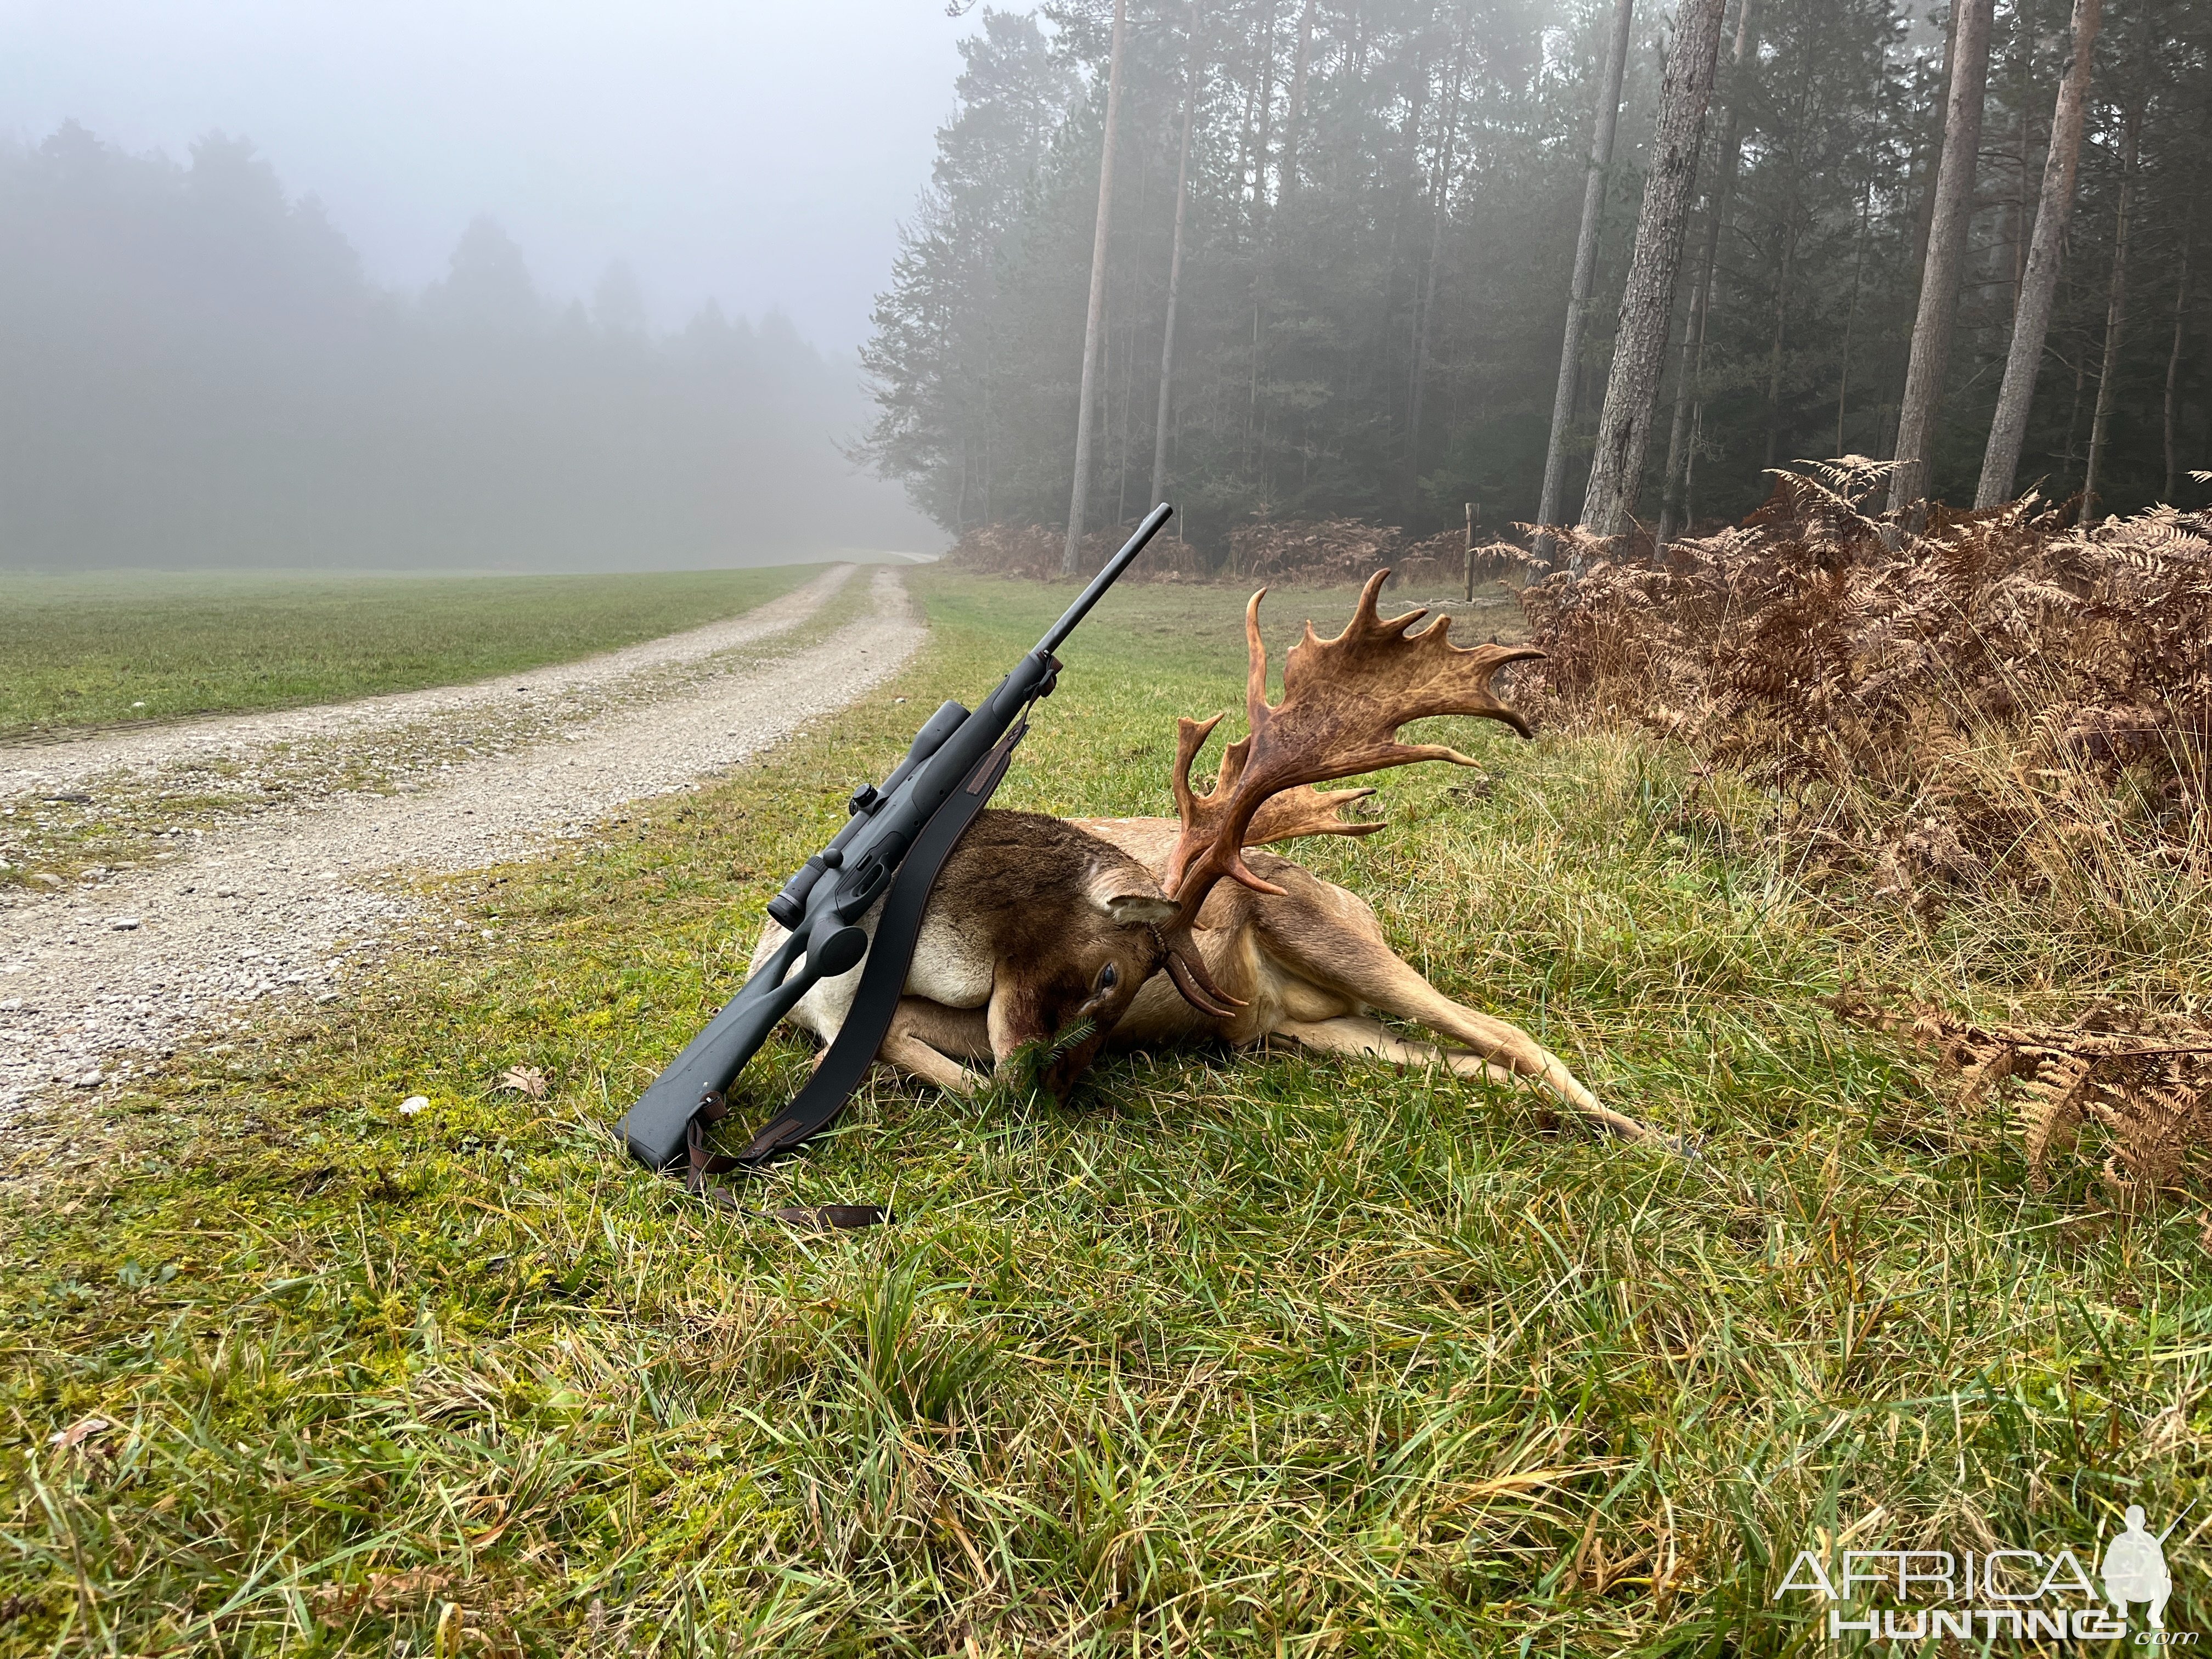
(1087, 865), (1177, 927)
(1102, 893), (1179, 927)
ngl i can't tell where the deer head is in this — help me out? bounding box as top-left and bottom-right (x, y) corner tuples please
(1022, 855), (1184, 1100)
(928, 810), (1210, 1098)
(1159, 571), (1543, 961)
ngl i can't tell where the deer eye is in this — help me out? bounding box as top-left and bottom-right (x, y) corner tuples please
(1094, 962), (1119, 993)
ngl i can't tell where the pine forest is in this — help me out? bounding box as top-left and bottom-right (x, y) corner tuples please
(862, 0), (2212, 557)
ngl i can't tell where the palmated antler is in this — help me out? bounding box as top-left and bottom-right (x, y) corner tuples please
(1166, 569), (1543, 916)
(1171, 715), (1384, 853)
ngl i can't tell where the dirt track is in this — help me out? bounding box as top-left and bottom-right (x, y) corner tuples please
(0, 565), (924, 1127)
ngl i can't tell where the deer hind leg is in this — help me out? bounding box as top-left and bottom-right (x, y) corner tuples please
(1272, 1015), (1528, 1090)
(1270, 1012), (1648, 1141)
(877, 997), (992, 1096)
(1259, 901), (1647, 1142)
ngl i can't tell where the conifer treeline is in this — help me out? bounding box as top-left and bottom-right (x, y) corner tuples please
(862, 0), (2212, 550)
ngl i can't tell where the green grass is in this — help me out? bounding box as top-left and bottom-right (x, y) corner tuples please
(0, 572), (876, 891)
(0, 566), (818, 737)
(1, 574), (2204, 1654)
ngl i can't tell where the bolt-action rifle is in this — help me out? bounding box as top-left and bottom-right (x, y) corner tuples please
(618, 505), (1174, 1210)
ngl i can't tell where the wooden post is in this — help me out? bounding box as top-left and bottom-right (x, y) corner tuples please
(1463, 503), (1477, 601)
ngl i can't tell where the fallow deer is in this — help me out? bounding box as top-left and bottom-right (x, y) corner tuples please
(750, 807), (1237, 1103)
(1079, 571), (1646, 1141)
(755, 572), (1644, 1143)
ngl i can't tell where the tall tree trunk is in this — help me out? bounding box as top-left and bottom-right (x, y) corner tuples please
(1887, 0), (1994, 518)
(1062, 0), (1129, 575)
(1762, 221), (1797, 470)
(2010, 46), (2032, 304)
(1975, 0), (2102, 507)
(1408, 15), (1469, 485)
(1580, 0), (1731, 540)
(1246, 300), (1260, 476)
(1278, 0), (1317, 207)
(2061, 334), (2088, 477)
(1654, 266), (1707, 548)
(2081, 81), (2145, 527)
(1151, 4), (1203, 509)
(1251, 0), (1281, 218)
(2162, 209), (2192, 503)
(1109, 293), (1124, 526)
(2203, 325), (2212, 472)
(1243, 2), (1282, 482)
(1237, 0), (1278, 219)
(1835, 182), (1872, 455)
(1534, 0), (1636, 555)
(1683, 401), (1705, 528)
(1658, 0), (1757, 548)
(1906, 0), (1962, 285)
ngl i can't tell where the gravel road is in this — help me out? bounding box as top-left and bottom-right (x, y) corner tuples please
(0, 565), (925, 1126)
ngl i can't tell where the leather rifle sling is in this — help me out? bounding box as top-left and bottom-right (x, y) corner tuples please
(683, 718), (1030, 1223)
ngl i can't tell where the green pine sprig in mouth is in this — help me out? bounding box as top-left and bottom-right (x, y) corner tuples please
(1003, 1015), (1099, 1091)
(1042, 1017), (1098, 1067)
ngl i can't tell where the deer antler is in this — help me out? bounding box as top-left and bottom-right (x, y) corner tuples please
(1165, 569), (1543, 915)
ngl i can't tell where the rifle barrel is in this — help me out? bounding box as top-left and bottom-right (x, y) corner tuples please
(1033, 504), (1173, 658)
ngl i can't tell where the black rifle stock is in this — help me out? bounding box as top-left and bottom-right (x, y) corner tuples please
(619, 503), (1175, 1170)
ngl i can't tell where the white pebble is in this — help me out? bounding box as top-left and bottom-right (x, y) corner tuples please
(399, 1094), (428, 1115)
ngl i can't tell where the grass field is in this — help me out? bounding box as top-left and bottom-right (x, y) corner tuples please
(2, 573), (2204, 1654)
(0, 566), (818, 738)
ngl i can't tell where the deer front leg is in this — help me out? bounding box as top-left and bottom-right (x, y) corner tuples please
(877, 998), (992, 1094)
(1272, 1014), (1525, 1087)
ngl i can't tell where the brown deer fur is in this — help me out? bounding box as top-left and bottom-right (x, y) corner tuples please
(751, 809), (1184, 1102)
(860, 814), (1645, 1143)
(1078, 817), (1645, 1140)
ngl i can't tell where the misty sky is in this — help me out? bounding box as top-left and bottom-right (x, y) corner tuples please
(0, 0), (988, 352)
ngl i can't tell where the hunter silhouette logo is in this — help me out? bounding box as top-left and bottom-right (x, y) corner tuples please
(2103, 1506), (2177, 1632)
(1774, 1509), (2192, 1645)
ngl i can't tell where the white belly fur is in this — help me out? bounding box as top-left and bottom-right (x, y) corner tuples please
(750, 895), (996, 1047)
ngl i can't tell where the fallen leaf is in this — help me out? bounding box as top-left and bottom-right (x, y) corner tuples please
(495, 1065), (548, 1100)
(48, 1415), (114, 1451)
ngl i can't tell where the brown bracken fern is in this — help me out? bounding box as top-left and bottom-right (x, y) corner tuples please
(1526, 462), (2212, 1200)
(1518, 458), (2212, 904)
(1832, 986), (2210, 1203)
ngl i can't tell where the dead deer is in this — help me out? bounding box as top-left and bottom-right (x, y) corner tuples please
(1073, 572), (1645, 1141)
(750, 807), (1237, 1102)
(754, 571), (1644, 1143)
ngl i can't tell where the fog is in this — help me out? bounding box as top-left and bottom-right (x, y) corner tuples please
(0, 0), (968, 571)
(7, 0), (2203, 573)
